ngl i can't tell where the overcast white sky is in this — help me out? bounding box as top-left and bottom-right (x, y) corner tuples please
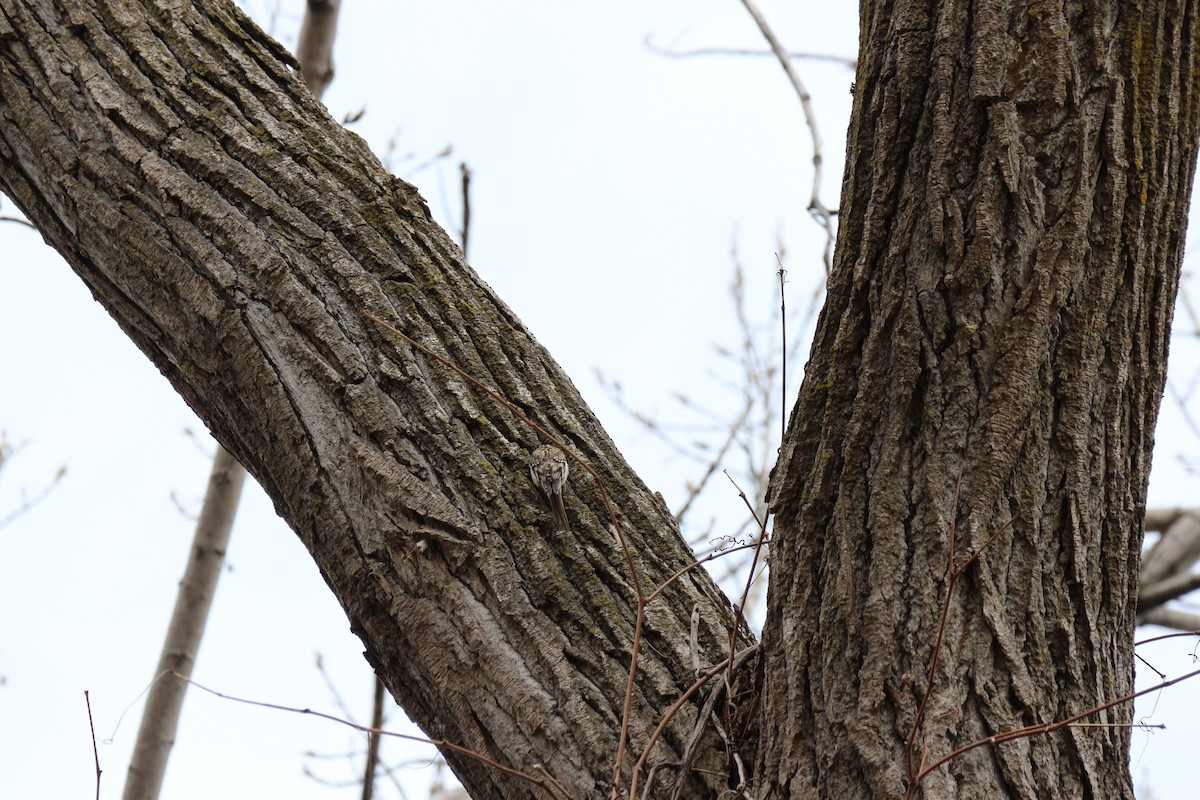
(1, 2), (1198, 798)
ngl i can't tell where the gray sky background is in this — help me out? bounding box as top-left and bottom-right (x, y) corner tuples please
(1, 2), (1197, 798)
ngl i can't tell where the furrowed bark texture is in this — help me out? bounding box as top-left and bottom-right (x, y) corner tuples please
(760, 2), (1200, 799)
(0, 2), (749, 797)
(124, 5), (338, 798)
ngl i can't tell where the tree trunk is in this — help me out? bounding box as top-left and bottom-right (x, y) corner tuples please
(122, 3), (341, 797)
(758, 2), (1200, 799)
(0, 2), (745, 798)
(122, 445), (245, 800)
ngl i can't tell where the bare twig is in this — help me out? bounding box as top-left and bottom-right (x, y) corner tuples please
(723, 469), (771, 716)
(776, 255), (786, 446)
(912, 666), (1200, 787)
(596, 368), (757, 526)
(0, 463), (66, 529)
(738, 0), (837, 272)
(314, 652), (357, 722)
(600, 248), (794, 628)
(164, 671), (562, 799)
(643, 34), (856, 68)
(644, 542), (761, 607)
(674, 397), (754, 529)
(85, 691), (101, 800)
(459, 162), (472, 258)
(1135, 629), (1200, 646)
(904, 461), (1018, 796)
(0, 214), (36, 229)
(404, 144), (453, 179)
(628, 645), (760, 799)
(597, 246), (794, 542)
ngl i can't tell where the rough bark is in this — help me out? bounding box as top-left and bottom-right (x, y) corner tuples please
(0, 2), (748, 798)
(759, 2), (1200, 799)
(122, 4), (340, 797)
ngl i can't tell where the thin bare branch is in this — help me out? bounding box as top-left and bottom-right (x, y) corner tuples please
(0, 463), (66, 529)
(776, 255), (786, 447)
(674, 398), (754, 526)
(643, 34), (856, 68)
(0, 214), (36, 229)
(86, 691), (101, 800)
(459, 161), (472, 258)
(737, 0), (838, 272)
(912, 666), (1200, 788)
(628, 644), (760, 799)
(167, 671), (562, 799)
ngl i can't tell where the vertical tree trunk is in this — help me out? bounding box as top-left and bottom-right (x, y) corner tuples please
(758, 2), (1200, 798)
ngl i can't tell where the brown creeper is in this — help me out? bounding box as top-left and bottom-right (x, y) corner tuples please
(530, 444), (570, 531)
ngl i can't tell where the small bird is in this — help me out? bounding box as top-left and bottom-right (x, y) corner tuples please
(530, 444), (570, 531)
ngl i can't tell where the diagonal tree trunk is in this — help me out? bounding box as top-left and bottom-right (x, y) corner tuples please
(0, 2), (745, 797)
(758, 2), (1200, 798)
(121, 3), (342, 798)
